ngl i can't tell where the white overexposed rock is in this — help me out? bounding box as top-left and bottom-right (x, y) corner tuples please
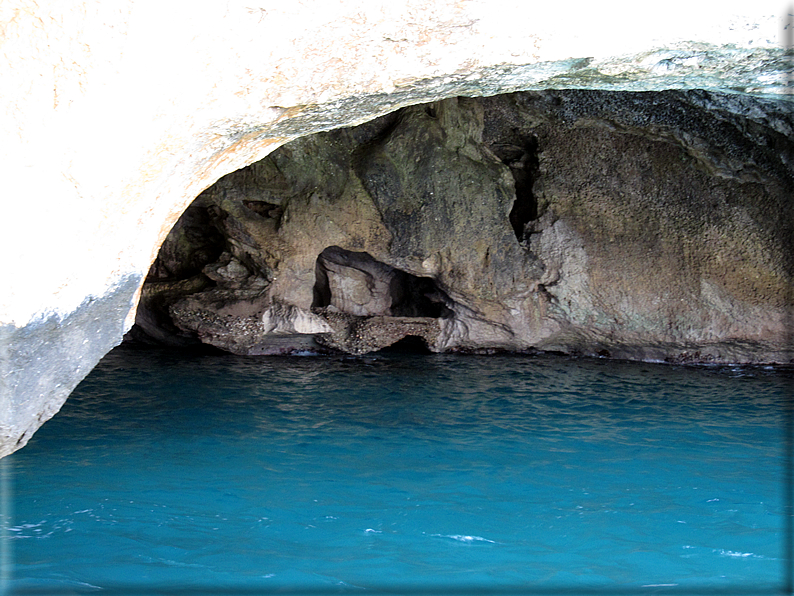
(0, 0), (791, 456)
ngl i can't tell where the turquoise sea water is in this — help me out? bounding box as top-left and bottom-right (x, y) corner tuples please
(3, 345), (791, 595)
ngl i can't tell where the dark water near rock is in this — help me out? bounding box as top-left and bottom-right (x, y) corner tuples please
(4, 345), (792, 595)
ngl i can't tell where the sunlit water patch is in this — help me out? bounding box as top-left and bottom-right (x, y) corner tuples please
(4, 345), (791, 594)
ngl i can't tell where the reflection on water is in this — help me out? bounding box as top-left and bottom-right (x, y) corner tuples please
(5, 345), (792, 594)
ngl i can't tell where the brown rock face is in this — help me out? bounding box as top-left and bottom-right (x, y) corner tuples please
(133, 90), (794, 363)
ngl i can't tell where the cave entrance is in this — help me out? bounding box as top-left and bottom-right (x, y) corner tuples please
(377, 335), (433, 354)
(312, 246), (452, 319)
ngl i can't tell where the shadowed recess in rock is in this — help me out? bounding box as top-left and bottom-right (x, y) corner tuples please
(489, 135), (541, 243)
(375, 334), (434, 354)
(312, 246), (452, 319)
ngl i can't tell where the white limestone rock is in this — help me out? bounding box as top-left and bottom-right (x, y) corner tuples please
(261, 303), (333, 336)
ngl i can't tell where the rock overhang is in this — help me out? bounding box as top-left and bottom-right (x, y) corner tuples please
(136, 90), (793, 362)
(1, 1), (791, 326)
(0, 0), (792, 456)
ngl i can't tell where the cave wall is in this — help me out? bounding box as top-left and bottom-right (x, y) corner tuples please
(137, 91), (794, 362)
(0, 0), (792, 456)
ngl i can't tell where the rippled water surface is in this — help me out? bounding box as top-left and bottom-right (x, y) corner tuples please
(5, 345), (791, 594)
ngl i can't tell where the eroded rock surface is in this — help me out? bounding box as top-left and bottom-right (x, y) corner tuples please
(2, 1), (791, 457)
(134, 90), (794, 363)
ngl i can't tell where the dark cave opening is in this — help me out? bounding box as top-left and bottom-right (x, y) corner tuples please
(490, 135), (540, 243)
(312, 246), (452, 319)
(145, 204), (227, 283)
(377, 335), (433, 354)
(127, 203), (227, 347)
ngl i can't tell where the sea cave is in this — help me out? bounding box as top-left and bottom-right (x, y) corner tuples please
(1, 2), (793, 592)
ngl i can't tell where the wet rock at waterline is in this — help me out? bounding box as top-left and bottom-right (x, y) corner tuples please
(132, 90), (794, 363)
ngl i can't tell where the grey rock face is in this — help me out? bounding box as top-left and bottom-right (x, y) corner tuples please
(0, 275), (142, 457)
(133, 90), (794, 363)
